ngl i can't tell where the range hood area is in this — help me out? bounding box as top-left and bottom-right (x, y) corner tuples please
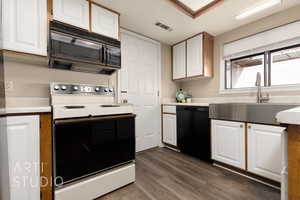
(48, 21), (121, 75)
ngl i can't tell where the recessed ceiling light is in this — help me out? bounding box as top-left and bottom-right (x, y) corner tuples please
(236, 0), (281, 20)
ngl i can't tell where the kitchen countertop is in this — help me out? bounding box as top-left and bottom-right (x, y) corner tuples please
(276, 106), (300, 125)
(0, 106), (52, 116)
(163, 102), (209, 107)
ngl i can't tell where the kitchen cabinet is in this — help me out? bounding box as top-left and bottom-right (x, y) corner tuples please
(2, 0), (47, 56)
(163, 114), (177, 146)
(187, 34), (203, 77)
(172, 41), (186, 80)
(1, 115), (40, 200)
(53, 0), (89, 30)
(247, 123), (285, 182)
(91, 2), (120, 40)
(211, 120), (246, 169)
(172, 32), (213, 80)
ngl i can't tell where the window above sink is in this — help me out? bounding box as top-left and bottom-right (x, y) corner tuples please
(225, 45), (300, 90)
(220, 20), (300, 94)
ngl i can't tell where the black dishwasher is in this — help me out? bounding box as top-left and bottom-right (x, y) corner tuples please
(177, 106), (211, 162)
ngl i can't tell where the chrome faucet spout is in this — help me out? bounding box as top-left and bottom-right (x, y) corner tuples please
(255, 72), (270, 103)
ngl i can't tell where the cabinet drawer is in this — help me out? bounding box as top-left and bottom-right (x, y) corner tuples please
(163, 105), (176, 114)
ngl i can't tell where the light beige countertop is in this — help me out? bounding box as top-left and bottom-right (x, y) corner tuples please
(0, 106), (52, 116)
(276, 106), (300, 125)
(163, 102), (210, 107)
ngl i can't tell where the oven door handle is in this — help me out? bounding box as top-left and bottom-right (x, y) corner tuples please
(54, 114), (136, 125)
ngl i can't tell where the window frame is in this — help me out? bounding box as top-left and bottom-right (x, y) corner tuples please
(223, 43), (300, 92)
(268, 43), (300, 87)
(225, 52), (268, 90)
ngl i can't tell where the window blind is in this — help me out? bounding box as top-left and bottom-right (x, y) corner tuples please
(223, 20), (300, 60)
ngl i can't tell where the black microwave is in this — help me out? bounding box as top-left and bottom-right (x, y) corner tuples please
(49, 21), (121, 75)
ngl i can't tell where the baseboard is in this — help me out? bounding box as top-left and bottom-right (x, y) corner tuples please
(213, 163), (280, 190)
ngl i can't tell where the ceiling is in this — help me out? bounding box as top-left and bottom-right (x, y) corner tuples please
(94, 0), (300, 45)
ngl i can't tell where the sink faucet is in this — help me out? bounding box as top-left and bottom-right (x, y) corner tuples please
(255, 72), (269, 103)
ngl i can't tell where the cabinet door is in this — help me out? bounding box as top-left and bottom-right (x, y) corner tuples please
(187, 34), (203, 77)
(53, 0), (89, 30)
(172, 42), (186, 80)
(91, 3), (119, 40)
(211, 120), (245, 169)
(2, 0), (47, 56)
(6, 115), (40, 200)
(247, 123), (285, 182)
(163, 114), (177, 146)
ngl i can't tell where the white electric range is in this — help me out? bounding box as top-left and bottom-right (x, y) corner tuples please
(51, 83), (136, 200)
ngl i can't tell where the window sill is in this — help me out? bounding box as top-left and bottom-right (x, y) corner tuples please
(219, 84), (300, 95)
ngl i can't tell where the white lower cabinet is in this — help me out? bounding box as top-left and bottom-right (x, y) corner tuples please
(0, 116), (40, 200)
(211, 120), (246, 169)
(163, 114), (177, 146)
(247, 123), (285, 182)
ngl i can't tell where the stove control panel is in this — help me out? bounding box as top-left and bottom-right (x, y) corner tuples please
(51, 83), (114, 96)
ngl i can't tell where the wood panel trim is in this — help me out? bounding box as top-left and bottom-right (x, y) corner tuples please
(2, 50), (47, 59)
(245, 123), (248, 171)
(47, 0), (53, 21)
(90, 1), (121, 16)
(40, 114), (53, 200)
(0, 112), (51, 117)
(168, 0), (223, 19)
(288, 125), (300, 200)
(162, 112), (176, 115)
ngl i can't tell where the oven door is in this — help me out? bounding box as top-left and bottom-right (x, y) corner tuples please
(105, 45), (121, 68)
(53, 114), (135, 185)
(50, 31), (105, 65)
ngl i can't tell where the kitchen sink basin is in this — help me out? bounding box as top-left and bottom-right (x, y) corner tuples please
(209, 103), (300, 125)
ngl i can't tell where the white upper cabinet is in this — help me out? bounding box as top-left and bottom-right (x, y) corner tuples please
(211, 120), (246, 169)
(91, 3), (120, 40)
(172, 32), (213, 81)
(187, 34), (203, 77)
(2, 0), (47, 56)
(172, 41), (186, 80)
(53, 0), (89, 30)
(247, 124), (285, 182)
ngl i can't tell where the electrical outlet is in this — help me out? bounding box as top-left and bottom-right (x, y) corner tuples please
(5, 81), (14, 92)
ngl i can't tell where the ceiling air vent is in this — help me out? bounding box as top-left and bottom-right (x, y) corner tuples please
(155, 22), (173, 32)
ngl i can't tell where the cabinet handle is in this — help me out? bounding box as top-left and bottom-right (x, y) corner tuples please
(248, 125), (251, 129)
(240, 124), (243, 128)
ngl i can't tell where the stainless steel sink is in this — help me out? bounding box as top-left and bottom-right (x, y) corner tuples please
(209, 103), (300, 125)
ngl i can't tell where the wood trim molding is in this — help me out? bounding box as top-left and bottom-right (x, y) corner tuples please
(168, 0), (223, 19)
(162, 112), (176, 115)
(40, 114), (53, 200)
(47, 0), (53, 21)
(2, 50), (47, 59)
(0, 111), (51, 117)
(90, 1), (121, 16)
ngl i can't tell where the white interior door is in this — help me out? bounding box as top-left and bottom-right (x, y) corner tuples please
(120, 31), (160, 152)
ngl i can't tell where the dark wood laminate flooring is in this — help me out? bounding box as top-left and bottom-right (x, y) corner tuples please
(97, 148), (280, 200)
